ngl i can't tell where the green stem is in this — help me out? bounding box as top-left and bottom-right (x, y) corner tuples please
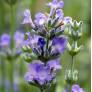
(71, 56), (74, 74)
(10, 5), (15, 48)
(40, 88), (44, 92)
(69, 56), (74, 92)
(9, 61), (14, 92)
(0, 59), (6, 92)
(0, 1), (5, 35)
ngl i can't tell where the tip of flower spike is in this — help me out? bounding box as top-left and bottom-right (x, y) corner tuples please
(58, 0), (64, 8)
(46, 0), (64, 8)
(24, 9), (31, 17)
(22, 9), (35, 28)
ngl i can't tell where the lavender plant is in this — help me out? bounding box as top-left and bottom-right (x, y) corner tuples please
(21, 0), (85, 92)
(0, 31), (24, 92)
(0, 31), (24, 60)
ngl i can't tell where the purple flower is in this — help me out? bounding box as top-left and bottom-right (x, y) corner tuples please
(25, 60), (54, 85)
(47, 0), (64, 17)
(25, 34), (40, 49)
(63, 16), (72, 25)
(34, 12), (47, 26)
(72, 84), (85, 92)
(47, 0), (64, 9)
(25, 61), (43, 82)
(5, 80), (10, 92)
(52, 37), (67, 54)
(56, 9), (64, 19)
(47, 58), (61, 71)
(38, 37), (46, 49)
(24, 32), (46, 52)
(22, 9), (35, 28)
(0, 34), (11, 47)
(14, 31), (24, 48)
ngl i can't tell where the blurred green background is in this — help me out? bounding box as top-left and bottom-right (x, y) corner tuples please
(0, 0), (91, 92)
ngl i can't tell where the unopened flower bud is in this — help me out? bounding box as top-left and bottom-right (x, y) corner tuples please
(67, 42), (83, 56)
(65, 69), (78, 84)
(24, 54), (32, 63)
(22, 45), (32, 53)
(71, 20), (83, 31)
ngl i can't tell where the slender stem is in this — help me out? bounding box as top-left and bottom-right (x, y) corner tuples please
(0, 0), (5, 35)
(71, 56), (74, 74)
(69, 56), (74, 92)
(9, 61), (14, 92)
(10, 5), (15, 48)
(40, 88), (44, 92)
(0, 58), (6, 92)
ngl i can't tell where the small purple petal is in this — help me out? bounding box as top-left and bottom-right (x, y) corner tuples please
(56, 9), (64, 19)
(47, 58), (61, 71)
(34, 12), (47, 26)
(57, 1), (64, 8)
(22, 9), (35, 28)
(52, 37), (67, 54)
(38, 37), (46, 49)
(72, 84), (85, 92)
(0, 34), (11, 47)
(64, 16), (72, 24)
(14, 31), (24, 48)
(47, 0), (64, 17)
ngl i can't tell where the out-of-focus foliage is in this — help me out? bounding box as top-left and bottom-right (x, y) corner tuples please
(0, 0), (91, 92)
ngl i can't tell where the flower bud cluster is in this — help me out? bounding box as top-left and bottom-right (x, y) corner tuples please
(65, 69), (78, 84)
(66, 20), (83, 56)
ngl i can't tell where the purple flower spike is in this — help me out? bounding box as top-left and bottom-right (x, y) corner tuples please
(34, 12), (47, 26)
(47, 58), (61, 71)
(22, 9), (35, 28)
(52, 37), (67, 54)
(14, 31), (24, 48)
(72, 84), (85, 92)
(0, 34), (11, 47)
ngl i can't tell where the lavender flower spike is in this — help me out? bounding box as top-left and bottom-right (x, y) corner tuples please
(22, 9), (35, 28)
(72, 84), (85, 92)
(0, 34), (11, 47)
